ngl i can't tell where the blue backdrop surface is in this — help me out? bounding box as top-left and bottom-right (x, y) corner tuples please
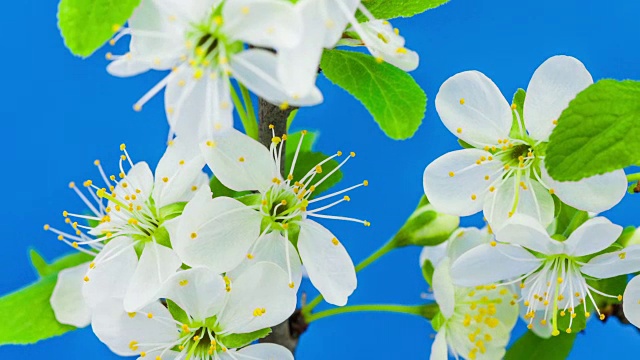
(2, 0), (640, 358)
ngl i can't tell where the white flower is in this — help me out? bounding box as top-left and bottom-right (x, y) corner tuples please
(108, 0), (322, 144)
(92, 263), (296, 360)
(48, 139), (208, 322)
(623, 275), (640, 329)
(166, 128), (369, 306)
(450, 214), (640, 336)
(423, 55), (627, 228)
(278, 0), (418, 99)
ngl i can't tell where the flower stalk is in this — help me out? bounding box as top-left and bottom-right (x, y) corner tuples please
(305, 304), (439, 323)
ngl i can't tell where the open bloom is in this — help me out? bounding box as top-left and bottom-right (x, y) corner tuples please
(278, 0), (418, 99)
(167, 128), (368, 306)
(424, 55), (627, 228)
(450, 214), (640, 336)
(48, 139), (208, 320)
(108, 0), (321, 144)
(92, 263), (296, 360)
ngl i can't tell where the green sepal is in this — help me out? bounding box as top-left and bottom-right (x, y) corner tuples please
(430, 311), (445, 332)
(153, 226), (173, 249)
(510, 88), (526, 139)
(618, 226), (639, 247)
(210, 176), (251, 200)
(159, 202), (187, 221)
(392, 196), (459, 248)
(458, 139), (475, 149)
(216, 328), (272, 349)
(421, 260), (435, 287)
(167, 299), (190, 325)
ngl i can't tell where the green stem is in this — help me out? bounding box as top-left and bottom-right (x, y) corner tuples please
(229, 85), (253, 139)
(627, 173), (640, 182)
(239, 84), (259, 139)
(305, 304), (432, 323)
(302, 239), (396, 315)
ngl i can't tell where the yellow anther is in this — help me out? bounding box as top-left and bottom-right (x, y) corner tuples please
(511, 103), (517, 110)
(343, 196), (351, 202)
(566, 328), (572, 334)
(471, 194), (477, 200)
(540, 319), (547, 325)
(162, 177), (169, 183)
(191, 186), (198, 191)
(179, 279), (189, 287)
(241, 6), (250, 14)
(553, 119), (558, 125)
(57, 235), (64, 241)
(214, 16), (223, 25)
(282, 223), (289, 230)
(396, 47), (408, 54)
(289, 282), (295, 289)
(128, 218), (138, 225)
(552, 329), (560, 336)
(600, 314), (606, 320)
(272, 136), (282, 144)
(83, 276), (90, 282)
(147, 313), (153, 319)
(364, 221), (371, 227)
(89, 262), (96, 269)
(129, 341), (139, 351)
(363, 180), (369, 186)
(182, 324), (190, 332)
(268, 124), (275, 129)
(315, 165), (323, 173)
(43, 224), (50, 231)
(449, 171), (455, 177)
(490, 241), (497, 247)
(619, 252), (627, 259)
(206, 140), (216, 147)
(238, 156), (246, 162)
(618, 295), (623, 301)
(247, 253), (254, 260)
(193, 336), (200, 342)
(459, 98), (465, 105)
(585, 312), (591, 318)
(456, 128), (462, 134)
(504, 164), (510, 170)
(489, 186), (496, 192)
(280, 102), (290, 110)
(190, 232), (198, 239)
(72, 242), (79, 249)
(119, 172), (125, 179)
(332, 238), (340, 246)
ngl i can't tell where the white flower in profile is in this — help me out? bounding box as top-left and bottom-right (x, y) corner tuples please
(108, 0), (322, 143)
(623, 275), (640, 330)
(166, 128), (369, 306)
(421, 228), (519, 360)
(48, 139), (208, 323)
(423, 55), (627, 228)
(450, 214), (640, 336)
(278, 0), (418, 100)
(92, 263), (296, 360)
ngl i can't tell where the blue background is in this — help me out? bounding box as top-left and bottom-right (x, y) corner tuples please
(2, 0), (640, 358)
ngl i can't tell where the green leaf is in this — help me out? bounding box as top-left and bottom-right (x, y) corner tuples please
(286, 151), (343, 197)
(553, 201), (588, 238)
(589, 276), (626, 309)
(29, 250), (93, 278)
(545, 80), (640, 181)
(58, 0), (142, 57)
(361, 0), (450, 20)
(217, 328), (272, 349)
(321, 49), (427, 140)
(210, 176), (251, 199)
(505, 331), (577, 360)
(286, 131), (318, 156)
(29, 249), (49, 277)
(0, 275), (76, 345)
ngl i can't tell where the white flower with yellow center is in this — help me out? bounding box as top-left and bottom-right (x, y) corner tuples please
(278, 0), (418, 99)
(108, 0), (321, 144)
(92, 263), (296, 360)
(48, 139), (208, 323)
(423, 55), (627, 228)
(450, 214), (640, 336)
(421, 228), (519, 360)
(165, 128), (369, 306)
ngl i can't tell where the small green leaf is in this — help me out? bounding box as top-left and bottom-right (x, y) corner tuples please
(217, 328), (272, 349)
(58, 0), (142, 57)
(589, 276), (627, 309)
(421, 261), (434, 286)
(29, 249), (49, 277)
(546, 80), (640, 181)
(361, 0), (450, 20)
(321, 49), (427, 140)
(29, 251), (93, 278)
(505, 331), (577, 360)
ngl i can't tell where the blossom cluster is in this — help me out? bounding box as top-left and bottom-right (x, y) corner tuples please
(421, 55), (640, 359)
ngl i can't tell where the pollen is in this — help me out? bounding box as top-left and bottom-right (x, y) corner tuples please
(179, 279), (189, 286)
(289, 282), (295, 289)
(238, 157), (245, 162)
(471, 194), (477, 200)
(459, 98), (465, 105)
(182, 324), (190, 332)
(315, 165), (323, 173)
(364, 221), (371, 227)
(247, 253), (254, 260)
(147, 313), (153, 319)
(449, 171), (455, 177)
(190, 232), (198, 239)
(457, 128), (463, 134)
(490, 241), (497, 247)
(332, 238), (340, 246)
(280, 102), (290, 110)
(350, 151), (356, 157)
(619, 252), (627, 259)
(129, 341), (139, 351)
(83, 276), (90, 282)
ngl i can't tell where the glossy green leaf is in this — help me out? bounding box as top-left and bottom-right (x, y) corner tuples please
(505, 331), (577, 360)
(361, 0), (450, 20)
(217, 328), (272, 349)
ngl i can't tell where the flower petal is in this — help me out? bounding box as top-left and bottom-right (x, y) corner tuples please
(483, 176), (555, 230)
(50, 262), (92, 328)
(107, 58), (154, 77)
(201, 128), (277, 192)
(92, 298), (177, 357)
(450, 243), (541, 287)
(419, 241), (447, 268)
(432, 257), (455, 318)
(495, 214), (563, 255)
(424, 149), (504, 217)
(234, 343), (294, 359)
(430, 329), (448, 360)
(623, 276), (640, 329)
(223, 0), (302, 49)
(83, 237), (138, 308)
(351, 20), (419, 71)
(435, 71), (512, 147)
(159, 267), (227, 321)
(218, 262), (297, 334)
(541, 161), (627, 214)
(581, 245), (640, 279)
(563, 217), (623, 257)
(123, 242), (182, 312)
(297, 219), (357, 306)
(447, 227), (494, 263)
(169, 188), (264, 274)
(524, 56), (593, 142)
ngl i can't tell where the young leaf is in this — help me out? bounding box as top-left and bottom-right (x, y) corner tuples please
(58, 0), (142, 57)
(29, 250), (94, 278)
(505, 331), (577, 360)
(29, 249), (49, 277)
(321, 49), (427, 140)
(217, 328), (272, 349)
(545, 80), (640, 181)
(361, 0), (450, 20)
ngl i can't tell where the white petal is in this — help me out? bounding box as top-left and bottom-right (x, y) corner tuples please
(201, 127), (277, 192)
(524, 55), (593, 141)
(153, 137), (207, 208)
(419, 241), (447, 268)
(450, 243), (541, 287)
(581, 245), (640, 279)
(235, 343), (294, 359)
(541, 161), (627, 214)
(160, 267), (227, 321)
(223, 0), (302, 49)
(107, 58), (154, 77)
(623, 276), (640, 329)
(218, 262), (297, 334)
(423, 149), (504, 216)
(165, 66), (234, 144)
(297, 219), (356, 306)
(226, 232), (303, 292)
(230, 49), (323, 107)
(92, 298), (177, 357)
(430, 329), (448, 360)
(563, 217), (623, 257)
(446, 227), (494, 263)
(353, 20), (419, 71)
(50, 262), (92, 328)
(432, 258), (455, 318)
(483, 176), (555, 230)
(495, 214), (563, 255)
(276, 39), (323, 100)
(435, 71), (512, 147)
(83, 237), (138, 308)
(123, 242), (182, 312)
